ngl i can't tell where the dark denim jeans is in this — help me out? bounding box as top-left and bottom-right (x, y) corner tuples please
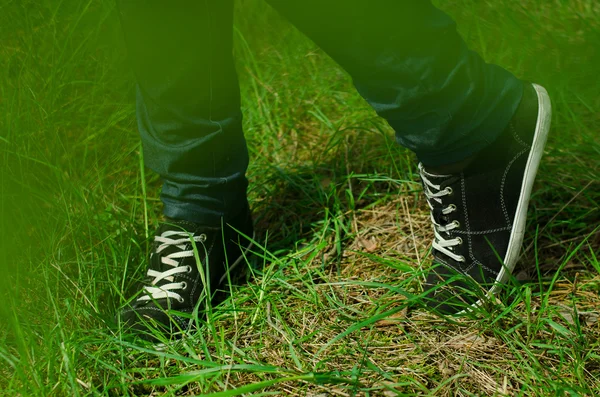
(118, 0), (523, 226)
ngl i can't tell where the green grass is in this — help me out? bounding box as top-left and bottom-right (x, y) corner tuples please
(1, 0), (599, 395)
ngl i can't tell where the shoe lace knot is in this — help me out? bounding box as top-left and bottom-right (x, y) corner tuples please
(419, 163), (465, 263)
(137, 230), (206, 303)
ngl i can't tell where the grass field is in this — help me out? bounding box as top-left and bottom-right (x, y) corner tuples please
(1, 0), (600, 395)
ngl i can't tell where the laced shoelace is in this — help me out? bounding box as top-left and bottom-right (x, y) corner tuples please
(418, 163), (465, 263)
(137, 230), (207, 304)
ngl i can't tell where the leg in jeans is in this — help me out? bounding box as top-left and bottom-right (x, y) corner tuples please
(118, 0), (245, 226)
(266, 0), (523, 166)
(267, 0), (550, 315)
(117, 1), (254, 340)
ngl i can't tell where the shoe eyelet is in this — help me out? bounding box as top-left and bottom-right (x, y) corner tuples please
(177, 297), (185, 303)
(186, 265), (193, 273)
(448, 204), (457, 212)
(456, 237), (463, 245)
(199, 234), (207, 242)
(180, 282), (187, 290)
(453, 220), (461, 229)
(458, 255), (466, 262)
(446, 187), (454, 195)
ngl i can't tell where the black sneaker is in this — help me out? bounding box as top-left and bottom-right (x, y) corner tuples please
(118, 206), (254, 341)
(419, 83), (552, 314)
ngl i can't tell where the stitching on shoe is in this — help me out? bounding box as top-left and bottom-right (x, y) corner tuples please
(453, 226), (512, 235)
(500, 147), (528, 226)
(465, 260), (499, 276)
(173, 315), (189, 330)
(170, 219), (220, 232)
(464, 259), (499, 276)
(461, 174), (476, 267)
(121, 307), (136, 315)
(179, 220), (199, 230)
(464, 261), (476, 273)
(483, 261), (499, 276)
(189, 273), (200, 303)
(511, 122), (531, 149)
(435, 256), (464, 276)
(205, 236), (216, 260)
(459, 176), (498, 277)
(433, 255), (498, 285)
(188, 236), (216, 300)
(122, 306), (169, 315)
(189, 271), (200, 300)
(122, 306), (192, 330)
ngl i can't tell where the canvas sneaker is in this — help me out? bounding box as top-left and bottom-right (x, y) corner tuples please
(118, 205), (254, 341)
(419, 83), (552, 314)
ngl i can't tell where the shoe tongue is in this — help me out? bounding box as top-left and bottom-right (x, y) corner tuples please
(422, 172), (459, 191)
(158, 218), (203, 235)
(421, 168), (460, 186)
(424, 155), (474, 175)
(149, 220), (202, 273)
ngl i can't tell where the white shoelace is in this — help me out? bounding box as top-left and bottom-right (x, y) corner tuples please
(137, 230), (206, 303)
(419, 163), (465, 263)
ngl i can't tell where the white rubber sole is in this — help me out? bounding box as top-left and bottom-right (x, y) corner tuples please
(463, 83), (552, 314)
